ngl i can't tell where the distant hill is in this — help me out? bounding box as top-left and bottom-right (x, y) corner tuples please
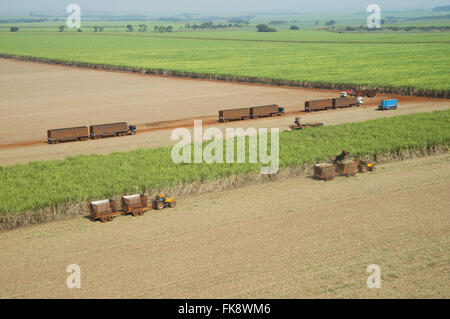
(432, 5), (450, 12)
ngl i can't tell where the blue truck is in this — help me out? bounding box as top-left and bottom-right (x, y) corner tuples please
(379, 99), (398, 110)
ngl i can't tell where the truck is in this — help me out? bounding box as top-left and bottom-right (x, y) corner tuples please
(249, 104), (284, 118)
(379, 99), (398, 110)
(332, 97), (363, 109)
(89, 199), (120, 222)
(219, 108), (250, 122)
(47, 126), (89, 144)
(90, 122), (136, 139)
(304, 99), (333, 112)
(342, 89), (377, 98)
(121, 194), (151, 217)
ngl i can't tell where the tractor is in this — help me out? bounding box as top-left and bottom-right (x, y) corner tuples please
(358, 160), (376, 173)
(152, 194), (176, 210)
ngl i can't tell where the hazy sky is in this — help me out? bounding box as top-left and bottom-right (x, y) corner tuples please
(1, 0), (449, 15)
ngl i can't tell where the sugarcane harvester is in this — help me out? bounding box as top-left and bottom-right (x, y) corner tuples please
(289, 117), (324, 130)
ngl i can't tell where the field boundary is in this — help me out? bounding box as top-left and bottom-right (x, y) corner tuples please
(71, 32), (450, 45)
(1, 54), (448, 99)
(0, 145), (447, 232)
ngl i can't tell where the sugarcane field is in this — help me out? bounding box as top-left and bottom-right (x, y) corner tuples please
(0, 0), (449, 306)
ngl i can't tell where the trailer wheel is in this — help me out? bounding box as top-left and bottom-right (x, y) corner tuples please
(138, 210), (145, 216)
(100, 217), (107, 223)
(132, 212), (138, 217)
(107, 216), (114, 222)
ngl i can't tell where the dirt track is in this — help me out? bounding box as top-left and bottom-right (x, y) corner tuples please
(0, 154), (448, 298)
(1, 59), (449, 166)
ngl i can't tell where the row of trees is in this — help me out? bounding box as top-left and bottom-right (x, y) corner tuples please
(339, 24), (449, 32)
(184, 22), (247, 29)
(125, 24), (173, 32)
(256, 24), (277, 32)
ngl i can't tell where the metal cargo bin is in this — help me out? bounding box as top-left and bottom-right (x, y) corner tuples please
(90, 122), (129, 138)
(364, 89), (377, 97)
(379, 99), (398, 110)
(47, 126), (89, 144)
(249, 104), (283, 118)
(89, 199), (116, 218)
(218, 108), (250, 122)
(305, 99), (333, 112)
(122, 194), (148, 210)
(336, 159), (358, 177)
(332, 97), (359, 108)
(314, 163), (336, 181)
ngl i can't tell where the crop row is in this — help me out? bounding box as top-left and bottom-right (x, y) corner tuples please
(0, 110), (449, 215)
(0, 33), (449, 93)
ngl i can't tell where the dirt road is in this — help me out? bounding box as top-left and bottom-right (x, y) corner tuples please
(0, 154), (448, 298)
(1, 59), (449, 166)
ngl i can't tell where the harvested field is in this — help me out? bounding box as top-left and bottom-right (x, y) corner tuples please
(0, 58), (337, 144)
(0, 154), (448, 298)
(0, 59), (449, 166)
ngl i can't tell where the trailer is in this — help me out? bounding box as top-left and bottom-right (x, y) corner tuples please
(89, 199), (121, 222)
(218, 108), (250, 122)
(332, 97), (363, 109)
(249, 104), (284, 118)
(47, 126), (89, 144)
(90, 122), (136, 139)
(343, 89), (377, 98)
(121, 194), (151, 216)
(364, 89), (377, 98)
(379, 99), (398, 110)
(305, 99), (333, 112)
(314, 163), (336, 181)
(336, 159), (358, 177)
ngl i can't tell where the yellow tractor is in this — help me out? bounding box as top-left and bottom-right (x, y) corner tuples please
(152, 194), (176, 210)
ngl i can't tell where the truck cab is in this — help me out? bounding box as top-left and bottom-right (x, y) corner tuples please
(357, 97), (364, 106)
(128, 125), (137, 135)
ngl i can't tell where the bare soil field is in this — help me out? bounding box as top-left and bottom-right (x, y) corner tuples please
(0, 154), (448, 298)
(0, 58), (449, 166)
(0, 58), (339, 144)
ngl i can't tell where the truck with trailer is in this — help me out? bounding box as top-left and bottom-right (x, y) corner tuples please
(219, 108), (250, 122)
(90, 122), (136, 139)
(47, 126), (89, 144)
(249, 104), (284, 118)
(332, 96), (363, 109)
(379, 99), (398, 110)
(341, 89), (377, 98)
(305, 99), (334, 112)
